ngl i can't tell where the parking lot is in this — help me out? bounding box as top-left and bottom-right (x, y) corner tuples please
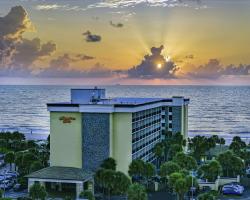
(0, 156), (26, 198)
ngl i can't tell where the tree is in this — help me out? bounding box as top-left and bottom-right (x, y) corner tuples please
(188, 136), (209, 162)
(0, 189), (3, 198)
(128, 160), (145, 180)
(160, 161), (180, 178)
(29, 182), (47, 200)
(168, 172), (184, 189)
(174, 178), (188, 200)
(30, 161), (43, 173)
(198, 160), (222, 182)
(22, 152), (37, 173)
(102, 169), (116, 199)
(197, 192), (215, 200)
(153, 143), (165, 168)
(94, 168), (106, 195)
(217, 151), (245, 177)
(168, 144), (183, 161)
(229, 136), (247, 156)
(128, 183), (147, 200)
(173, 152), (197, 171)
(4, 151), (15, 170)
(143, 163), (155, 188)
(79, 190), (95, 200)
(100, 157), (117, 170)
(113, 171), (131, 195)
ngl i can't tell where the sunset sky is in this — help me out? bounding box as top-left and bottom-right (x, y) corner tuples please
(0, 0), (250, 85)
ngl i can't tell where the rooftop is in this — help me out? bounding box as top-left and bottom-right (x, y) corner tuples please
(26, 166), (93, 181)
(47, 97), (189, 107)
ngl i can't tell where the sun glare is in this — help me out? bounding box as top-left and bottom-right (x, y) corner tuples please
(157, 63), (162, 69)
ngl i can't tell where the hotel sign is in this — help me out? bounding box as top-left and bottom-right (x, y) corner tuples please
(59, 116), (76, 123)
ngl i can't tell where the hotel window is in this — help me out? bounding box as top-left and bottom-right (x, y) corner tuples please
(169, 107), (172, 112)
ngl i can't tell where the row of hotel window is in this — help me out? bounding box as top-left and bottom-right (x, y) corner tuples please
(132, 107), (162, 122)
(132, 141), (158, 162)
(132, 133), (161, 154)
(132, 126), (161, 143)
(132, 118), (161, 132)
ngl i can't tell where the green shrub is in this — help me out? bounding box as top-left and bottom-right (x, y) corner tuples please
(79, 190), (95, 200)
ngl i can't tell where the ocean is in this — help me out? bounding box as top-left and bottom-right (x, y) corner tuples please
(0, 85), (250, 143)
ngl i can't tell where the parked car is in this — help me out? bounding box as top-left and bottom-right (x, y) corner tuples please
(0, 180), (12, 190)
(13, 183), (22, 191)
(222, 185), (243, 195)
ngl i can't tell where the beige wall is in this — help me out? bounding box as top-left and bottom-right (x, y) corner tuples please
(111, 113), (132, 174)
(50, 112), (82, 168)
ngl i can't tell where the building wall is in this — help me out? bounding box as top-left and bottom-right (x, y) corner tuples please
(112, 113), (132, 175)
(172, 106), (182, 134)
(82, 113), (110, 171)
(184, 105), (188, 139)
(50, 112), (82, 168)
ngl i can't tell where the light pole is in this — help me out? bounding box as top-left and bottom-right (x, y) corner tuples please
(189, 170), (195, 200)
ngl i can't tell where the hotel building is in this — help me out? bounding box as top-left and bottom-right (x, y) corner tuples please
(27, 88), (189, 198)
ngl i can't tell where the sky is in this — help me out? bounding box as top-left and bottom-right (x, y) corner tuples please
(0, 0), (250, 85)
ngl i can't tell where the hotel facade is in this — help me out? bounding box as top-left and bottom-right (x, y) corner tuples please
(48, 88), (189, 173)
(27, 88), (189, 198)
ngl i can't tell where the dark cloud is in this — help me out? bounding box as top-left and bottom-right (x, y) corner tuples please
(185, 54), (194, 59)
(110, 21), (124, 28)
(83, 31), (101, 42)
(223, 64), (250, 76)
(0, 6), (33, 40)
(11, 38), (56, 67)
(0, 6), (34, 66)
(76, 54), (95, 60)
(187, 59), (250, 79)
(0, 6), (57, 77)
(39, 54), (112, 78)
(128, 45), (178, 79)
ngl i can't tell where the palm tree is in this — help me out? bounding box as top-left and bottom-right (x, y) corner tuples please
(143, 163), (155, 189)
(174, 178), (188, 200)
(29, 182), (47, 200)
(153, 143), (164, 168)
(4, 151), (15, 171)
(102, 169), (116, 200)
(113, 171), (131, 195)
(128, 160), (145, 182)
(100, 157), (117, 170)
(128, 183), (147, 200)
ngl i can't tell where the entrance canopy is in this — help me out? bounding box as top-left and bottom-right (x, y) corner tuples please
(26, 166), (93, 182)
(26, 166), (94, 198)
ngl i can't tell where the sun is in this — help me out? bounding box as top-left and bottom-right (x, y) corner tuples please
(157, 63), (162, 69)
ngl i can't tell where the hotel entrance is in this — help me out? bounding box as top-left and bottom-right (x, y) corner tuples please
(45, 182), (76, 199)
(26, 166), (94, 199)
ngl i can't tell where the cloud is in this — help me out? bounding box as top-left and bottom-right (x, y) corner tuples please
(0, 6), (34, 66)
(185, 54), (194, 59)
(83, 31), (102, 42)
(0, 6), (34, 40)
(38, 54), (112, 78)
(11, 38), (56, 68)
(223, 64), (250, 76)
(35, 4), (84, 12)
(127, 45), (178, 79)
(87, 0), (205, 9)
(76, 54), (95, 61)
(0, 6), (57, 77)
(110, 21), (124, 28)
(187, 59), (250, 79)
